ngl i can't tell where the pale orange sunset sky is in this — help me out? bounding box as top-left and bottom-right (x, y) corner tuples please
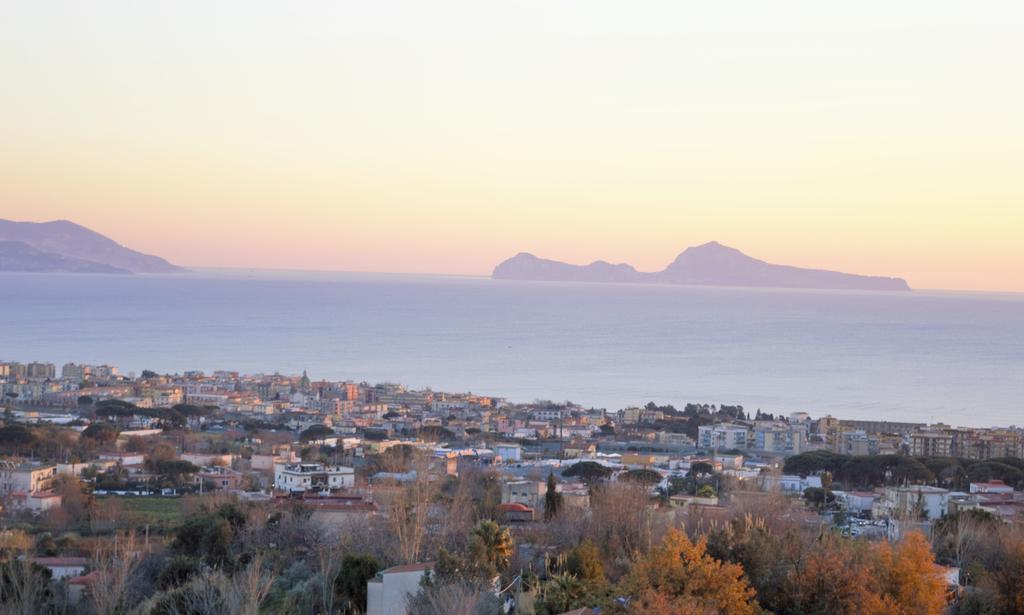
(2, 2), (1023, 291)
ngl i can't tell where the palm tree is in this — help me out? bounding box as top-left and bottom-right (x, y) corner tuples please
(470, 520), (513, 574)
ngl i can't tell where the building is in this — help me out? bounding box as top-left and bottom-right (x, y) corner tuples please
(697, 424), (749, 451)
(836, 430), (877, 456)
(0, 463), (57, 495)
(274, 463), (354, 493)
(911, 428), (959, 457)
(30, 557), (88, 580)
(969, 480), (1014, 498)
(502, 479), (546, 511)
(835, 491), (879, 518)
(760, 474), (822, 494)
(366, 562), (432, 615)
(753, 423), (805, 455)
(26, 362), (56, 381)
(195, 466), (245, 491)
(278, 493), (379, 526)
(5, 491), (62, 513)
(61, 363), (90, 383)
(874, 485), (950, 521)
(911, 426), (1023, 460)
(495, 443), (522, 462)
(621, 453), (657, 469)
(839, 419), (926, 436)
(499, 502), (536, 522)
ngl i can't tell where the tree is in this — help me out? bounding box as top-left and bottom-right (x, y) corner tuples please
(620, 469), (662, 486)
(973, 533), (1024, 614)
(874, 532), (947, 615)
(407, 579), (503, 615)
(932, 509), (1001, 571)
(0, 559), (52, 615)
(617, 528), (759, 615)
(803, 487), (835, 511)
(172, 505), (247, 570)
(0, 425), (38, 456)
(468, 519), (513, 576)
(696, 484), (717, 498)
(91, 531), (142, 615)
(535, 572), (604, 615)
(82, 422), (119, 445)
(299, 424), (334, 442)
(565, 539), (605, 583)
(781, 535), (887, 615)
(563, 461), (613, 485)
(385, 464), (438, 563)
(334, 553), (380, 613)
(544, 472), (563, 521)
(418, 425), (456, 442)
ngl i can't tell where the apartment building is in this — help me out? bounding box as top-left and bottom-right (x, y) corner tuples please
(697, 424), (749, 451)
(274, 463), (354, 493)
(911, 425), (1023, 460)
(0, 463), (58, 495)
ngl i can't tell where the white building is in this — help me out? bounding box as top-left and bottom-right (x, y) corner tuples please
(835, 491), (879, 517)
(495, 443), (522, 462)
(30, 557), (88, 580)
(0, 463), (57, 495)
(969, 480), (1014, 497)
(697, 424), (749, 451)
(502, 479), (547, 511)
(874, 485), (950, 521)
(274, 463), (354, 493)
(366, 562), (432, 615)
(761, 474), (822, 494)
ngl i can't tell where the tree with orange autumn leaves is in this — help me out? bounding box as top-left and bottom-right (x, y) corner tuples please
(614, 528), (759, 615)
(780, 531), (946, 615)
(579, 527), (946, 615)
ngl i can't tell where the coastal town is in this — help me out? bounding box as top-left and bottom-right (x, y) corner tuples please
(1, 358), (1022, 613)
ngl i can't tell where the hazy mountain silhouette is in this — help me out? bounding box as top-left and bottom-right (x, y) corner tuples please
(0, 240), (131, 273)
(493, 241), (910, 291)
(0, 219), (182, 273)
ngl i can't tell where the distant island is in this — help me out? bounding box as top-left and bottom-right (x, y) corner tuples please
(493, 241), (911, 291)
(0, 219), (183, 274)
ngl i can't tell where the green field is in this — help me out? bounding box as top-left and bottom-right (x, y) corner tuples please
(99, 496), (185, 527)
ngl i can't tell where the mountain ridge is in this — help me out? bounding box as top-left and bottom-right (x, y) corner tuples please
(0, 240), (132, 274)
(0, 219), (183, 274)
(492, 242), (911, 291)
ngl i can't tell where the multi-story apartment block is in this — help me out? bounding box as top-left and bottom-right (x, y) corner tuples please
(61, 363), (89, 382)
(753, 423), (805, 455)
(7, 363), (28, 379)
(26, 362), (56, 381)
(698, 424), (749, 451)
(836, 430), (878, 456)
(0, 463), (57, 495)
(911, 425), (1022, 460)
(274, 463), (354, 493)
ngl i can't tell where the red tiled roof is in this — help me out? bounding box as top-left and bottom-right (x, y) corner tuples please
(68, 571), (100, 586)
(499, 503), (533, 512)
(382, 562), (433, 574)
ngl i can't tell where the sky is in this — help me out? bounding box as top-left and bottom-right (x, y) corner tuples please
(1, 2), (1023, 291)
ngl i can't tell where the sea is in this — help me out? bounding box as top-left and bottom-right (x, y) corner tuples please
(2, 270), (1022, 427)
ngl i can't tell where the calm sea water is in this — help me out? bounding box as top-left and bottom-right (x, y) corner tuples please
(2, 270), (1022, 427)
